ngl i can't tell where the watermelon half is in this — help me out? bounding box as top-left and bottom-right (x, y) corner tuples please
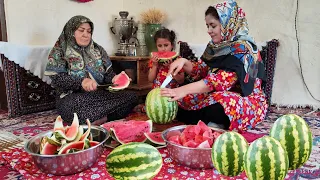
(151, 51), (179, 63)
(108, 71), (131, 91)
(101, 120), (153, 144)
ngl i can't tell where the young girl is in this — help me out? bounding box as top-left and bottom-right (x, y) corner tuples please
(148, 28), (184, 89)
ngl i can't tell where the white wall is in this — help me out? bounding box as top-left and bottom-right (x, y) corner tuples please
(4, 0), (320, 109)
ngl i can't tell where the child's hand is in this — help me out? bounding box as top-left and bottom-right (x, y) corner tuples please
(173, 72), (185, 84)
(163, 59), (173, 67)
(151, 55), (159, 67)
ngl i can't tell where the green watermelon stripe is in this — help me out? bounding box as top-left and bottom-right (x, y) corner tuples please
(212, 134), (224, 174)
(107, 151), (160, 163)
(295, 115), (312, 169)
(108, 158), (162, 174)
(226, 133), (236, 176)
(248, 138), (261, 180)
(289, 115), (303, 170)
(159, 95), (167, 123)
(108, 144), (157, 155)
(234, 133), (245, 175)
(271, 137), (288, 179)
(264, 137), (274, 180)
(149, 90), (157, 121)
(284, 115), (298, 170)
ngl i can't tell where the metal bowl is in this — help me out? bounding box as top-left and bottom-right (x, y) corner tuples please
(162, 125), (226, 169)
(24, 125), (109, 176)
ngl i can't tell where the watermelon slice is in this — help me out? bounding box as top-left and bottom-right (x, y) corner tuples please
(144, 132), (165, 145)
(53, 116), (65, 133)
(151, 51), (179, 63)
(108, 71), (131, 91)
(54, 113), (79, 141)
(102, 120), (153, 144)
(40, 142), (59, 155)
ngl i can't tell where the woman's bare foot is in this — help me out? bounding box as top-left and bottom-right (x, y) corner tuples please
(92, 116), (108, 126)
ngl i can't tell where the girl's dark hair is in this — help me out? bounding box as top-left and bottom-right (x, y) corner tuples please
(154, 28), (176, 47)
(205, 6), (219, 20)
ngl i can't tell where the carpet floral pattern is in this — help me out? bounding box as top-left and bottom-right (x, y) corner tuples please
(0, 107), (319, 179)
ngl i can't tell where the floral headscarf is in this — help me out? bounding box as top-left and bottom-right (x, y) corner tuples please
(201, 0), (265, 96)
(44, 15), (112, 84)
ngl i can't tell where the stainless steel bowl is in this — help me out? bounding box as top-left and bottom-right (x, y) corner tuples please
(162, 125), (226, 169)
(24, 125), (109, 176)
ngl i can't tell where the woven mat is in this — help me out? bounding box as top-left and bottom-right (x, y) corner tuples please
(0, 131), (26, 153)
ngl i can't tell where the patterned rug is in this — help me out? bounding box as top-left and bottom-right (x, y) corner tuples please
(0, 107), (319, 180)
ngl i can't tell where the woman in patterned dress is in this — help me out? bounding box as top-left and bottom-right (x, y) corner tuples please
(44, 15), (138, 125)
(161, 0), (268, 131)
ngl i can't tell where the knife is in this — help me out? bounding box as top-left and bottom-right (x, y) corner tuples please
(160, 74), (173, 88)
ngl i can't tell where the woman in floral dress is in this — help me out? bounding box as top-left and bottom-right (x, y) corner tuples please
(44, 15), (138, 125)
(161, 0), (268, 131)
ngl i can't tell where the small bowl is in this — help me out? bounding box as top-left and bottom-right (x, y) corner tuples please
(162, 125), (226, 169)
(24, 125), (109, 176)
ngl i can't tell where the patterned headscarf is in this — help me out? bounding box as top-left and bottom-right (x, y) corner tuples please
(44, 15), (112, 84)
(201, 0), (265, 96)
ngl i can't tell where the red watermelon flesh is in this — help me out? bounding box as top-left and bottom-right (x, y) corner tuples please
(109, 71), (130, 90)
(144, 132), (165, 145)
(151, 51), (179, 63)
(104, 120), (153, 144)
(40, 142), (59, 155)
(166, 130), (182, 139)
(167, 120), (223, 149)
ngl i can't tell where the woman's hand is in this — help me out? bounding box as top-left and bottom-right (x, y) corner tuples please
(163, 59), (173, 67)
(82, 78), (97, 92)
(160, 87), (187, 101)
(168, 58), (188, 76)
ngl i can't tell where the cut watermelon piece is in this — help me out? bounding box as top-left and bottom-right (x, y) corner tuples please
(108, 71), (131, 91)
(151, 51), (179, 63)
(58, 141), (85, 154)
(166, 130), (182, 139)
(103, 120), (153, 144)
(89, 141), (100, 147)
(144, 132), (165, 145)
(197, 120), (211, 134)
(55, 113), (79, 141)
(168, 135), (181, 145)
(196, 140), (210, 148)
(183, 140), (199, 148)
(40, 142), (59, 155)
(53, 116), (65, 133)
(80, 119), (91, 141)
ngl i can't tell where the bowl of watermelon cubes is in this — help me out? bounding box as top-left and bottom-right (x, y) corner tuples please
(162, 121), (225, 169)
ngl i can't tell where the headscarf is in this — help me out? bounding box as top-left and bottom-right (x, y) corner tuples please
(201, 0), (266, 96)
(44, 15), (112, 84)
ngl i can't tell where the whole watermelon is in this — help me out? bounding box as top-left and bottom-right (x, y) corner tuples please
(212, 132), (248, 177)
(269, 114), (313, 170)
(145, 88), (178, 124)
(244, 136), (289, 180)
(106, 142), (162, 179)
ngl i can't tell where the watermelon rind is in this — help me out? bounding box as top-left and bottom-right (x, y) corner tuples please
(212, 131), (248, 177)
(53, 116), (65, 132)
(244, 136), (289, 180)
(144, 132), (166, 145)
(55, 113), (79, 141)
(269, 114), (313, 170)
(106, 142), (163, 180)
(46, 134), (61, 146)
(71, 125), (84, 143)
(145, 88), (178, 124)
(110, 120), (153, 144)
(80, 119), (91, 141)
(58, 141), (85, 155)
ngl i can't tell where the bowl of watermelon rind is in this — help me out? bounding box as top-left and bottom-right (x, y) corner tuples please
(162, 121), (226, 169)
(24, 125), (109, 176)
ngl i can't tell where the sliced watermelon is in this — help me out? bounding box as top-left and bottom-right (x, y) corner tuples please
(53, 116), (65, 133)
(89, 141), (100, 147)
(151, 51), (179, 63)
(144, 132), (165, 145)
(168, 135), (181, 145)
(104, 120), (153, 144)
(108, 71), (131, 91)
(80, 119), (91, 141)
(58, 141), (85, 154)
(196, 140), (210, 148)
(40, 142), (59, 155)
(55, 113), (79, 141)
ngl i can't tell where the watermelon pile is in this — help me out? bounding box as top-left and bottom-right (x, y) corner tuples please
(106, 142), (163, 180)
(101, 120), (165, 148)
(166, 121), (223, 148)
(40, 113), (99, 155)
(145, 88), (178, 124)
